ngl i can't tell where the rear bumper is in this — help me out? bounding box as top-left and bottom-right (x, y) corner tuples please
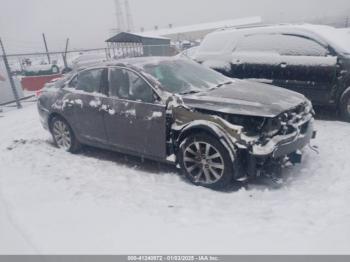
(37, 102), (50, 130)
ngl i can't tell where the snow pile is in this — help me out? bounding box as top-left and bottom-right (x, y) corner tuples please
(89, 100), (101, 108)
(146, 111), (163, 120)
(0, 104), (350, 254)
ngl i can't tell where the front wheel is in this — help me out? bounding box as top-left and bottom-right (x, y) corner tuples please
(178, 133), (235, 190)
(340, 88), (350, 122)
(50, 116), (81, 153)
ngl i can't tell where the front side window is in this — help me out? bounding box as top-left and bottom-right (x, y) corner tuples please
(75, 69), (104, 93)
(235, 34), (329, 57)
(109, 68), (155, 103)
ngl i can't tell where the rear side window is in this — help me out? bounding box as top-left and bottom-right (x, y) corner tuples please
(75, 69), (104, 93)
(235, 34), (329, 57)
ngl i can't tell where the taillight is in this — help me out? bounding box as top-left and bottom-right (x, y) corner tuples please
(35, 89), (43, 97)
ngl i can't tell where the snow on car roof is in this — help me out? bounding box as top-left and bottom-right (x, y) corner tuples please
(138, 17), (262, 38)
(103, 56), (183, 67)
(198, 23), (350, 55)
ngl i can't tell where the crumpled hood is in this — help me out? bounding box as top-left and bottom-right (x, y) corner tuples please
(181, 80), (307, 118)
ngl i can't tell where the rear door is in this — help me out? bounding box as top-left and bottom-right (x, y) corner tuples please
(65, 68), (108, 143)
(101, 67), (167, 159)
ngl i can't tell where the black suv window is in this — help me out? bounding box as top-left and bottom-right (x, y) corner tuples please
(236, 34), (329, 57)
(109, 68), (155, 103)
(73, 69), (104, 93)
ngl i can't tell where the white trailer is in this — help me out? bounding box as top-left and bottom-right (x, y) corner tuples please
(0, 58), (23, 105)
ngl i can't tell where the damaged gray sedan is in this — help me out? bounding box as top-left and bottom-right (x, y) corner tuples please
(37, 57), (316, 189)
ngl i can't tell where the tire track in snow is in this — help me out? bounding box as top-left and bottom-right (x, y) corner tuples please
(0, 178), (39, 254)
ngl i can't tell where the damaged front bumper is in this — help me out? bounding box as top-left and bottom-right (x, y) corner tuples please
(252, 117), (315, 159)
(243, 115), (316, 178)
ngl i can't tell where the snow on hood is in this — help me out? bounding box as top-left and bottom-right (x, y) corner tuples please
(181, 80), (306, 118)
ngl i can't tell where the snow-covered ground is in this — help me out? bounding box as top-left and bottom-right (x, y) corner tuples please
(0, 102), (350, 255)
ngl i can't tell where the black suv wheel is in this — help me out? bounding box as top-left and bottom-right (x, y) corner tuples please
(50, 116), (81, 153)
(340, 88), (350, 122)
(178, 133), (235, 190)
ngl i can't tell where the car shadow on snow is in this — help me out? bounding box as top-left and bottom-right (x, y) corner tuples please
(6, 136), (310, 192)
(45, 141), (300, 192)
(74, 145), (246, 192)
(70, 145), (279, 193)
(80, 145), (180, 176)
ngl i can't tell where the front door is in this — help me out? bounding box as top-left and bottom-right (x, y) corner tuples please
(102, 67), (167, 159)
(270, 34), (337, 105)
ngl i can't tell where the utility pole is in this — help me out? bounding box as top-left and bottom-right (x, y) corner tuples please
(62, 38), (69, 69)
(114, 0), (125, 33)
(42, 33), (51, 64)
(0, 37), (22, 109)
(125, 0), (134, 32)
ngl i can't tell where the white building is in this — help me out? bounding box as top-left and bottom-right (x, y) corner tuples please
(139, 16), (262, 42)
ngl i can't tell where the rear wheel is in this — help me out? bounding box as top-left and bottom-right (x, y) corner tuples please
(50, 116), (81, 153)
(340, 88), (350, 122)
(178, 133), (235, 190)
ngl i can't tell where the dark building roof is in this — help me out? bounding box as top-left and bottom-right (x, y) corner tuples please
(106, 32), (171, 45)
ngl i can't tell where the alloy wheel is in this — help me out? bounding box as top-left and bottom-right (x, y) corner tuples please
(183, 141), (225, 184)
(52, 120), (72, 150)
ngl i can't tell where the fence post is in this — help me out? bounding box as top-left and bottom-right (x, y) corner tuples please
(0, 37), (22, 109)
(62, 38), (69, 69)
(42, 33), (51, 64)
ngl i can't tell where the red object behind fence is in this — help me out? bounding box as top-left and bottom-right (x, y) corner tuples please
(21, 74), (62, 91)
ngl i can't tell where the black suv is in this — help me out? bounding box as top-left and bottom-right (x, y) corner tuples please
(194, 24), (350, 121)
(38, 57), (315, 189)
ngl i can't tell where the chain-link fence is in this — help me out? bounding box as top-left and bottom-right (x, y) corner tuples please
(5, 44), (178, 75)
(1, 42), (178, 106)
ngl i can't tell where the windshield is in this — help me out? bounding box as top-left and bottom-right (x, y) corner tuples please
(330, 30), (350, 54)
(306, 26), (350, 54)
(142, 59), (230, 94)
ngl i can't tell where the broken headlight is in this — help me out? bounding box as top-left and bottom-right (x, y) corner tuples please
(225, 115), (266, 136)
(261, 117), (282, 137)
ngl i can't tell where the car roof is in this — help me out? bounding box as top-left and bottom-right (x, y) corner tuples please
(81, 56), (186, 70)
(214, 23), (335, 36)
(195, 23), (345, 58)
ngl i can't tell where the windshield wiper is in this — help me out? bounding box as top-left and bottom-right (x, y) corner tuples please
(180, 90), (201, 95)
(215, 81), (233, 88)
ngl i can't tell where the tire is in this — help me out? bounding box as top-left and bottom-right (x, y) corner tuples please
(50, 116), (81, 153)
(178, 133), (235, 190)
(340, 88), (350, 122)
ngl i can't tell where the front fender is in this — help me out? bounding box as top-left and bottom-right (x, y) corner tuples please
(178, 121), (238, 162)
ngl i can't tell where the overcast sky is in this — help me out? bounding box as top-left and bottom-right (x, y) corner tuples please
(0, 0), (349, 53)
